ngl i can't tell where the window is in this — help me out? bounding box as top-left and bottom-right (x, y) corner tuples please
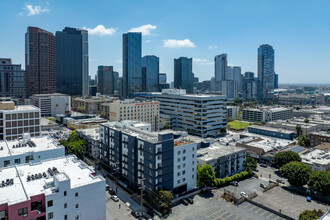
(75, 192), (78, 197)
(75, 204), (79, 208)
(64, 203), (67, 208)
(192, 175), (195, 179)
(4, 160), (10, 167)
(48, 212), (53, 219)
(65, 215), (67, 220)
(64, 191), (67, 196)
(76, 215), (79, 219)
(18, 207), (28, 217)
(182, 178), (186, 182)
(177, 151), (181, 155)
(177, 158), (180, 162)
(183, 156), (186, 161)
(47, 200), (53, 207)
(31, 200), (42, 211)
(183, 149), (186, 154)
(177, 172), (180, 177)
(182, 171), (185, 175)
(177, 165), (181, 169)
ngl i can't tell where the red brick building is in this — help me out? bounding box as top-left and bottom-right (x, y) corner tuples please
(310, 132), (330, 147)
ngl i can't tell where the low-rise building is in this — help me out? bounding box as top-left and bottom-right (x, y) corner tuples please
(31, 93), (71, 117)
(0, 134), (65, 167)
(278, 94), (325, 106)
(242, 107), (293, 122)
(248, 125), (295, 140)
(0, 155), (106, 220)
(197, 143), (246, 178)
(300, 148), (330, 171)
(0, 101), (41, 140)
(67, 117), (108, 130)
(310, 132), (330, 147)
(72, 97), (116, 114)
(77, 127), (100, 159)
(227, 106), (239, 121)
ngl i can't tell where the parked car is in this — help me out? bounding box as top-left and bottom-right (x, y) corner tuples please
(254, 168), (259, 172)
(111, 195), (119, 202)
(131, 211), (140, 218)
(186, 197), (194, 204)
(276, 179), (285, 184)
(306, 196), (312, 202)
(260, 183), (267, 188)
(230, 181), (238, 186)
(240, 192), (248, 198)
(108, 188), (116, 195)
(181, 199), (189, 206)
(259, 163), (268, 168)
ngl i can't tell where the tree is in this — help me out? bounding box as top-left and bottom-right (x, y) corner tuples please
(296, 124), (302, 137)
(234, 98), (243, 104)
(197, 164), (215, 187)
(299, 209), (324, 220)
(273, 151), (301, 168)
(304, 118), (309, 135)
(307, 171), (330, 196)
(261, 120), (266, 125)
(158, 190), (173, 210)
(280, 161), (312, 186)
(298, 135), (310, 147)
(59, 130), (86, 159)
(100, 112), (107, 119)
(244, 157), (257, 171)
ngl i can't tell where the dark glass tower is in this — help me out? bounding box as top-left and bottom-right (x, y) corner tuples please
(123, 32), (142, 98)
(25, 26), (56, 96)
(97, 65), (114, 95)
(174, 57), (193, 93)
(56, 27), (89, 96)
(141, 55), (159, 92)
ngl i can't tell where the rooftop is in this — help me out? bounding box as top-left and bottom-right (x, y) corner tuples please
(0, 135), (64, 158)
(77, 127), (100, 140)
(311, 132), (330, 137)
(249, 125), (295, 134)
(197, 142), (245, 162)
(300, 149), (330, 166)
(0, 155), (103, 206)
(31, 93), (69, 98)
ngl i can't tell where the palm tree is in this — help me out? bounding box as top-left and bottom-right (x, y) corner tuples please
(296, 124), (302, 137)
(304, 118), (309, 135)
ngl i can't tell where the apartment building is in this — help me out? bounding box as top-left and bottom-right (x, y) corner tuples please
(72, 97), (114, 114)
(99, 121), (197, 194)
(101, 99), (160, 131)
(76, 127), (100, 159)
(310, 132), (330, 147)
(242, 107), (293, 122)
(0, 155), (105, 220)
(0, 134), (65, 167)
(300, 148), (330, 171)
(134, 89), (227, 138)
(197, 143), (246, 178)
(31, 93), (71, 117)
(227, 106), (239, 121)
(0, 101), (41, 140)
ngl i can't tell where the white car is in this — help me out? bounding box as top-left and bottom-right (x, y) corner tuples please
(240, 192), (248, 198)
(111, 195), (119, 202)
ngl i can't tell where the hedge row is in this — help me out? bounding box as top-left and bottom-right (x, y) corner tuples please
(213, 170), (253, 187)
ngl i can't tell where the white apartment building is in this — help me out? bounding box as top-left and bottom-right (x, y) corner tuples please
(300, 148), (330, 171)
(0, 155), (106, 220)
(242, 107), (293, 122)
(101, 99), (160, 131)
(31, 93), (71, 117)
(77, 127), (101, 159)
(0, 101), (41, 140)
(227, 106), (239, 120)
(0, 134), (65, 167)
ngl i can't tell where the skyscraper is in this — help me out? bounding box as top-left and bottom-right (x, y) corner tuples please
(141, 55), (159, 92)
(0, 58), (26, 98)
(274, 73), (279, 89)
(97, 66), (115, 95)
(214, 54), (227, 91)
(242, 72), (257, 100)
(123, 32), (142, 98)
(25, 27), (56, 96)
(56, 27), (89, 97)
(174, 57), (193, 93)
(159, 73), (167, 84)
(258, 44), (275, 100)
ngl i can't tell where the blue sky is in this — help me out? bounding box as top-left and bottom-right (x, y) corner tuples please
(1, 0), (330, 84)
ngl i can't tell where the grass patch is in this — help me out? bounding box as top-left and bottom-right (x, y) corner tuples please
(47, 117), (56, 122)
(227, 121), (251, 130)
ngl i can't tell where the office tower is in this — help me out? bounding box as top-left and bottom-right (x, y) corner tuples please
(274, 73), (279, 89)
(226, 66), (233, 80)
(25, 27), (56, 96)
(242, 72), (257, 100)
(118, 77), (124, 98)
(174, 57), (193, 93)
(159, 73), (167, 84)
(113, 71), (119, 91)
(214, 54), (227, 91)
(258, 44), (275, 100)
(56, 27), (89, 97)
(222, 80), (238, 100)
(0, 59), (26, 98)
(141, 55), (159, 92)
(123, 32), (142, 98)
(97, 66), (115, 95)
(31, 93), (71, 117)
(233, 66), (242, 90)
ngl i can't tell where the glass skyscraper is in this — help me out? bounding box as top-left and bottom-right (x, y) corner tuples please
(123, 32), (142, 98)
(257, 44), (275, 100)
(97, 66), (115, 96)
(56, 27), (89, 97)
(174, 57), (193, 93)
(141, 55), (159, 92)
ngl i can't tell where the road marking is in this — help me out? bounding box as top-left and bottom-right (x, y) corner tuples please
(225, 213), (234, 219)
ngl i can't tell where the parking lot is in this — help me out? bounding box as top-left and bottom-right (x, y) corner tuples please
(253, 186), (329, 219)
(106, 192), (136, 220)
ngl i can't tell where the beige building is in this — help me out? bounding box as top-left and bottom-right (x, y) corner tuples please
(72, 97), (117, 114)
(0, 101), (41, 140)
(101, 99), (160, 131)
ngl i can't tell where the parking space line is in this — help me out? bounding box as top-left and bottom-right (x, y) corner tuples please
(224, 213), (234, 219)
(255, 208), (264, 214)
(205, 209), (223, 219)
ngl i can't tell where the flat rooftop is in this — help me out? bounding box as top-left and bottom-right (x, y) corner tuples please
(248, 138), (293, 152)
(0, 105), (40, 112)
(197, 142), (245, 162)
(300, 149), (330, 166)
(311, 132), (330, 137)
(249, 125), (294, 134)
(77, 127), (100, 140)
(0, 136), (64, 158)
(0, 155), (103, 205)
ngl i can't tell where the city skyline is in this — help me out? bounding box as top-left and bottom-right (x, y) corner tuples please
(0, 0), (330, 84)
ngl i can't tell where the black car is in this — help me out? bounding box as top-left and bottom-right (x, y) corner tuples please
(108, 188), (116, 195)
(276, 179), (285, 184)
(131, 211), (140, 218)
(230, 181), (238, 186)
(259, 163), (268, 168)
(186, 197), (194, 204)
(181, 199), (189, 206)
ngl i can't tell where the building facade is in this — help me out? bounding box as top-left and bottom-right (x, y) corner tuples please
(242, 72), (257, 100)
(76, 127), (100, 159)
(123, 32), (142, 98)
(56, 27), (89, 96)
(141, 55), (159, 92)
(310, 132), (330, 147)
(214, 54), (227, 91)
(222, 80), (238, 100)
(248, 125), (295, 140)
(174, 57), (194, 94)
(31, 93), (71, 117)
(0, 58), (26, 98)
(25, 27), (56, 96)
(242, 107), (293, 122)
(97, 65), (115, 96)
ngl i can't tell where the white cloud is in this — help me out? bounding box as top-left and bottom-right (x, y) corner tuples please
(23, 4), (49, 16)
(116, 59), (122, 64)
(208, 45), (218, 50)
(83, 25), (117, 36)
(129, 24), (157, 36)
(193, 58), (207, 62)
(163, 39), (196, 48)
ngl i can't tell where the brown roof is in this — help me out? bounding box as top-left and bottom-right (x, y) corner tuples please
(315, 142), (330, 151)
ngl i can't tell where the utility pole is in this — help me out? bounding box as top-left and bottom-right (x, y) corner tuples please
(139, 178), (145, 217)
